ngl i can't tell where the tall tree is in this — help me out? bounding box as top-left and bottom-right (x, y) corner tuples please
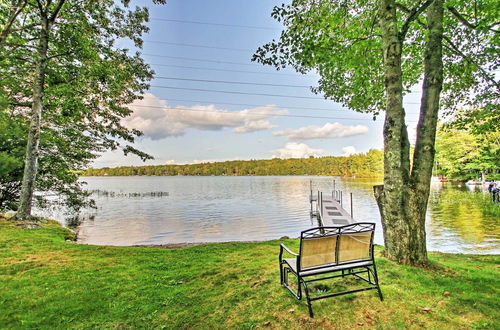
(0, 0), (163, 217)
(253, 0), (498, 265)
(16, 0), (67, 219)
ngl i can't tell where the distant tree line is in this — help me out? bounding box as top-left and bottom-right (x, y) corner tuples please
(83, 149), (384, 177)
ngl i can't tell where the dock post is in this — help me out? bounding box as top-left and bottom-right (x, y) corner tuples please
(333, 180), (335, 192)
(320, 192), (323, 219)
(340, 191), (343, 206)
(350, 192), (353, 218)
(310, 180), (313, 215)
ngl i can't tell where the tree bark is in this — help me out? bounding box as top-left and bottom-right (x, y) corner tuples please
(377, 0), (412, 264)
(16, 16), (50, 219)
(408, 0), (444, 264)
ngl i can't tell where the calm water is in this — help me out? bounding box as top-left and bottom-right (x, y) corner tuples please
(40, 176), (499, 254)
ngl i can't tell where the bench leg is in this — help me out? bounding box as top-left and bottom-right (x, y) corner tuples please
(282, 267), (302, 300)
(279, 261), (284, 285)
(301, 280), (314, 318)
(371, 264), (384, 301)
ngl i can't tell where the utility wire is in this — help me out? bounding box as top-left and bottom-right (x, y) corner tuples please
(149, 18), (280, 31)
(131, 104), (375, 121)
(149, 63), (299, 76)
(150, 85), (422, 103)
(154, 76), (310, 88)
(144, 40), (253, 52)
(143, 53), (258, 66)
(152, 97), (345, 112)
(139, 97), (420, 114)
(129, 104), (418, 122)
(150, 85), (324, 99)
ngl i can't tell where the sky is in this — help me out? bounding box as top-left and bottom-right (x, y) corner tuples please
(93, 0), (424, 168)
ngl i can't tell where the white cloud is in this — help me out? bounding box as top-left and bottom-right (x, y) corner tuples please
(192, 157), (242, 164)
(164, 159), (176, 165)
(123, 93), (286, 140)
(272, 143), (325, 159)
(233, 120), (277, 133)
(273, 122), (368, 141)
(341, 146), (356, 156)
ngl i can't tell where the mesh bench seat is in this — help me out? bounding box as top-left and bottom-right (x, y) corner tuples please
(283, 258), (373, 276)
(279, 223), (383, 317)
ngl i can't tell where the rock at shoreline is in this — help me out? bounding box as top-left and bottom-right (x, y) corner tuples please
(4, 211), (17, 219)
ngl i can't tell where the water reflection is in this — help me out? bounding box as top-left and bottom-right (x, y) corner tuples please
(427, 185), (499, 254)
(36, 176), (499, 254)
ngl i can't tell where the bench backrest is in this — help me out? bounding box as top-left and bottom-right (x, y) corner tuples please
(299, 223), (375, 272)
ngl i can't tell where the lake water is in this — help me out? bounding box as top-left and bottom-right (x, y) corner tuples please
(41, 176), (499, 254)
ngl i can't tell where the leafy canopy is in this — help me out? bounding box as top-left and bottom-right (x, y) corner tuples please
(253, 0), (499, 117)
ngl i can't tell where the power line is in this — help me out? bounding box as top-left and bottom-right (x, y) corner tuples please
(152, 97), (344, 112)
(150, 63), (422, 93)
(149, 63), (299, 76)
(130, 104), (377, 121)
(129, 104), (418, 122)
(150, 85), (422, 103)
(144, 40), (253, 52)
(149, 18), (280, 31)
(154, 76), (310, 88)
(139, 97), (421, 114)
(143, 53), (257, 66)
(150, 85), (324, 99)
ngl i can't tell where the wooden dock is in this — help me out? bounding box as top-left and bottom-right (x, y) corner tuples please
(310, 190), (354, 226)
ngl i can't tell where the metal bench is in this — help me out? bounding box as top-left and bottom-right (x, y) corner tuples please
(279, 223), (383, 317)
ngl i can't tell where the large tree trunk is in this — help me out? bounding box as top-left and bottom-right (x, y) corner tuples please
(408, 0), (444, 264)
(376, 0), (413, 264)
(16, 17), (50, 220)
(376, 0), (443, 265)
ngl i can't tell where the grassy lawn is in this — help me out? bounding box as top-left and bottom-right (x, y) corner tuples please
(0, 218), (498, 329)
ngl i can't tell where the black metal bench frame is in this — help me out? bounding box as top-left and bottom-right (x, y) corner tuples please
(279, 223), (383, 317)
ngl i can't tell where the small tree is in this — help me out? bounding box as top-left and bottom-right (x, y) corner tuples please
(253, 0), (498, 265)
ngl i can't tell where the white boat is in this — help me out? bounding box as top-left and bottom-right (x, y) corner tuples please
(466, 180), (484, 185)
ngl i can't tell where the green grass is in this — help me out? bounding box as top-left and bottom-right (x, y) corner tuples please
(0, 219), (498, 329)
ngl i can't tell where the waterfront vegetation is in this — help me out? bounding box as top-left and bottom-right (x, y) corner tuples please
(1, 218), (498, 329)
(435, 125), (499, 181)
(83, 149), (384, 177)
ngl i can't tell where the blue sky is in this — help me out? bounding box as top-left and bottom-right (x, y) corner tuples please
(94, 0), (423, 168)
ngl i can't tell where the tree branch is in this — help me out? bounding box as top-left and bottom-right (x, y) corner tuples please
(35, 0), (46, 17)
(0, 0), (28, 48)
(10, 102), (32, 108)
(10, 23), (38, 32)
(447, 6), (499, 34)
(49, 0), (68, 23)
(3, 42), (37, 49)
(48, 51), (73, 59)
(446, 6), (477, 29)
(398, 0), (435, 40)
(442, 35), (500, 89)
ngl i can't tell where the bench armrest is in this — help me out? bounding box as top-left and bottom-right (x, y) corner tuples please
(279, 244), (299, 261)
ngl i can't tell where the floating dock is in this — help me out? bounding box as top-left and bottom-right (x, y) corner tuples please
(309, 181), (355, 226)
